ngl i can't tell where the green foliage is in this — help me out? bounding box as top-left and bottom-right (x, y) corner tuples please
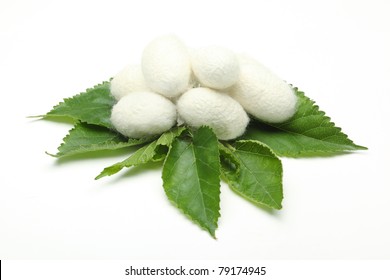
(241, 88), (367, 157)
(45, 81), (115, 128)
(222, 141), (283, 209)
(162, 126), (221, 237)
(40, 81), (367, 237)
(219, 142), (240, 177)
(52, 122), (150, 158)
(95, 127), (186, 179)
(95, 141), (158, 179)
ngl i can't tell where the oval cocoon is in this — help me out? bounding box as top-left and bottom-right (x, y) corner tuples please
(191, 46), (240, 89)
(230, 55), (298, 123)
(110, 91), (177, 139)
(142, 35), (191, 98)
(177, 88), (249, 140)
(110, 65), (148, 100)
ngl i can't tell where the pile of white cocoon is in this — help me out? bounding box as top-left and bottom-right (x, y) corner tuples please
(110, 35), (297, 140)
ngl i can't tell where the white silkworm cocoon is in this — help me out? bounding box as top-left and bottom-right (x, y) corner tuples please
(230, 55), (298, 123)
(110, 65), (149, 101)
(191, 46), (240, 90)
(142, 35), (191, 98)
(177, 88), (249, 140)
(110, 91), (177, 139)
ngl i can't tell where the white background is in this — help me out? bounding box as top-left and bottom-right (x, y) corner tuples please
(0, 0), (389, 259)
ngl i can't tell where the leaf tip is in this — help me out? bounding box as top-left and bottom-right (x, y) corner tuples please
(209, 230), (217, 239)
(356, 145), (368, 151)
(274, 204), (283, 210)
(27, 114), (45, 119)
(95, 170), (109, 180)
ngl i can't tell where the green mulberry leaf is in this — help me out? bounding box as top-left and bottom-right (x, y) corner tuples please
(95, 141), (158, 179)
(241, 88), (367, 157)
(162, 126), (221, 237)
(45, 81), (115, 129)
(95, 126), (186, 179)
(51, 122), (150, 158)
(223, 140), (283, 210)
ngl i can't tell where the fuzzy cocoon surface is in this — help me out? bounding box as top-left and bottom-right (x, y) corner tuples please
(230, 55), (298, 123)
(142, 35), (191, 98)
(110, 65), (149, 100)
(110, 91), (177, 139)
(191, 46), (240, 90)
(177, 88), (249, 140)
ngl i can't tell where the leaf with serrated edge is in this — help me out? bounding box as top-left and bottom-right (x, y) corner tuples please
(95, 126), (186, 179)
(51, 123), (150, 158)
(95, 141), (158, 179)
(45, 81), (115, 129)
(241, 88), (367, 157)
(223, 140), (283, 210)
(162, 126), (221, 237)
